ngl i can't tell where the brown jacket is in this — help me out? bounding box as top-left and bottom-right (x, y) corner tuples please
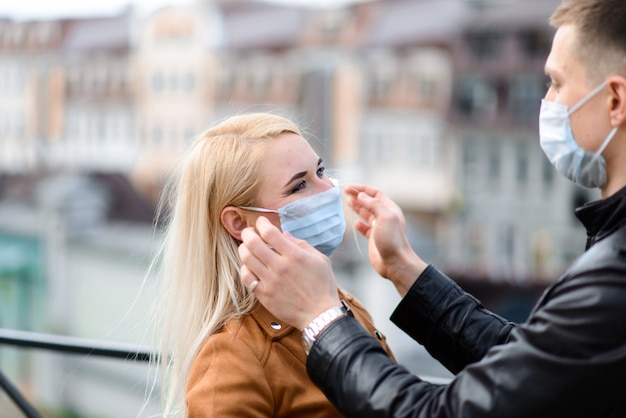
(186, 289), (395, 417)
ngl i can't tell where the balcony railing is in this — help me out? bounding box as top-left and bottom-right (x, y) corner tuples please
(0, 328), (155, 418)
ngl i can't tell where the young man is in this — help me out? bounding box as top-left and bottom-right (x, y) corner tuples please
(238, 0), (626, 416)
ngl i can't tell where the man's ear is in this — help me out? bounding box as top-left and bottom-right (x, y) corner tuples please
(220, 206), (250, 241)
(608, 76), (626, 126)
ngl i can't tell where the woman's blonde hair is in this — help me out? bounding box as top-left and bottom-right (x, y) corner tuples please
(154, 113), (301, 416)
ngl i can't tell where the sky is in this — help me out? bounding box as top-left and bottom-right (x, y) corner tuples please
(0, 0), (369, 20)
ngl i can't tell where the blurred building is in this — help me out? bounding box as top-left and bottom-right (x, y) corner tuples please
(0, 0), (598, 309)
(0, 0), (601, 415)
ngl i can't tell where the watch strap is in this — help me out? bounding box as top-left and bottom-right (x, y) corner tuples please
(301, 300), (352, 355)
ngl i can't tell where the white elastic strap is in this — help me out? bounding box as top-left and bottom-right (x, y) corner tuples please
(568, 81), (609, 115)
(239, 206), (279, 213)
(591, 126), (619, 163)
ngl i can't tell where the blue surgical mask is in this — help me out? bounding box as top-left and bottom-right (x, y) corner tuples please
(539, 80), (618, 189)
(240, 179), (346, 257)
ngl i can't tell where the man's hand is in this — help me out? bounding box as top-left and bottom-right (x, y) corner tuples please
(238, 216), (341, 330)
(345, 184), (427, 297)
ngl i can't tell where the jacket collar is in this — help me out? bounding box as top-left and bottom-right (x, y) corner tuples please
(249, 288), (349, 341)
(250, 302), (294, 340)
(575, 184), (626, 250)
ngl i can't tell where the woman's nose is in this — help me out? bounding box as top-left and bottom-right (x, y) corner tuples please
(315, 176), (333, 193)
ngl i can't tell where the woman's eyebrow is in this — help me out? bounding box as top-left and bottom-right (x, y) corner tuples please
(285, 170), (307, 187)
(283, 158), (323, 187)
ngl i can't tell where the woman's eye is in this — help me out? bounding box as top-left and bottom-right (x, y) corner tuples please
(292, 181), (306, 193)
(317, 166), (326, 177)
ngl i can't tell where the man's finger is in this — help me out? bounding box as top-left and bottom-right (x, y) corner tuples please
(239, 264), (260, 291)
(354, 219), (370, 238)
(345, 183), (380, 198)
(240, 227), (277, 275)
(254, 216), (301, 257)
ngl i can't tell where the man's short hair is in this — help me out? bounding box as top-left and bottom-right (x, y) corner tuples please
(551, 0), (626, 82)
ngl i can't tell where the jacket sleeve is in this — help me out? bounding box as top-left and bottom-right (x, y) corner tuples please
(186, 331), (274, 417)
(390, 265), (515, 373)
(306, 265), (626, 418)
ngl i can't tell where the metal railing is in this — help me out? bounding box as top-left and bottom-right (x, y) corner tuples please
(0, 328), (155, 418)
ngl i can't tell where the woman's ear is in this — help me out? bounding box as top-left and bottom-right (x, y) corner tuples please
(608, 76), (626, 126)
(220, 206), (250, 241)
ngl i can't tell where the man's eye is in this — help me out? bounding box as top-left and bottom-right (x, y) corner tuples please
(546, 80), (560, 91)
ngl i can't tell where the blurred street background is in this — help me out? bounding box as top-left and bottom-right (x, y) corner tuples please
(0, 0), (599, 416)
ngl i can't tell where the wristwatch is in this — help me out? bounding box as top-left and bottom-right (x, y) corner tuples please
(301, 299), (352, 355)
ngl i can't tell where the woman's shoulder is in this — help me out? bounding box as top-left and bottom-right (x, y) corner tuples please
(195, 304), (296, 364)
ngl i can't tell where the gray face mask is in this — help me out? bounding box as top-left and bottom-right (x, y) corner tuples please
(539, 80), (618, 189)
(240, 179), (346, 257)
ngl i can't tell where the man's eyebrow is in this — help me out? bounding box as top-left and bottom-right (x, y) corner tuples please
(283, 158), (323, 187)
(544, 62), (562, 79)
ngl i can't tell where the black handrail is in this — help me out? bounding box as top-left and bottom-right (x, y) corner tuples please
(0, 328), (154, 361)
(0, 369), (43, 418)
(0, 328), (156, 418)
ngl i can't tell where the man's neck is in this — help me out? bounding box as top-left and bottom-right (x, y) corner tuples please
(601, 131), (626, 199)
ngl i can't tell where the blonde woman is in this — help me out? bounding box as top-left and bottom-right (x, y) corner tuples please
(154, 113), (394, 417)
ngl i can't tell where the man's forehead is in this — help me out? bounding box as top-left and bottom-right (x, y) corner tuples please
(545, 25), (577, 77)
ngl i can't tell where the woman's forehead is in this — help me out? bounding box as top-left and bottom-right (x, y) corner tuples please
(261, 133), (318, 177)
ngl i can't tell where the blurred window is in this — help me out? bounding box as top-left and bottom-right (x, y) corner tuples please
(15, 113), (24, 137)
(516, 141), (528, 187)
(518, 29), (552, 60)
(508, 75), (544, 122)
(462, 136), (478, 180)
(419, 76), (436, 102)
(97, 117), (107, 142)
(153, 126), (163, 144)
(152, 72), (164, 93)
(542, 155), (554, 189)
(466, 30), (503, 60)
(488, 141), (501, 187)
(369, 55), (396, 102)
(182, 72), (195, 93)
(169, 73), (178, 91)
(217, 68), (232, 96)
(455, 75), (495, 118)
(95, 67), (107, 93)
(379, 132), (393, 164)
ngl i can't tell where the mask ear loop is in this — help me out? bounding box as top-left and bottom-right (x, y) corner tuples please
(332, 179), (365, 258)
(568, 80), (609, 115)
(581, 125), (619, 181)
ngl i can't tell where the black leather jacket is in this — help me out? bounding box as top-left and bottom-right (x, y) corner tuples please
(307, 186), (626, 418)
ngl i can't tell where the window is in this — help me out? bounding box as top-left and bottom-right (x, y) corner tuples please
(369, 56), (397, 102)
(456, 76), (495, 118)
(462, 138), (478, 179)
(488, 142), (501, 186)
(169, 73), (178, 91)
(508, 75), (544, 122)
(152, 72), (163, 92)
(182, 72), (195, 93)
(518, 30), (552, 60)
(542, 155), (554, 188)
(153, 126), (163, 144)
(466, 30), (503, 60)
(516, 142), (528, 186)
(418, 76), (435, 102)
